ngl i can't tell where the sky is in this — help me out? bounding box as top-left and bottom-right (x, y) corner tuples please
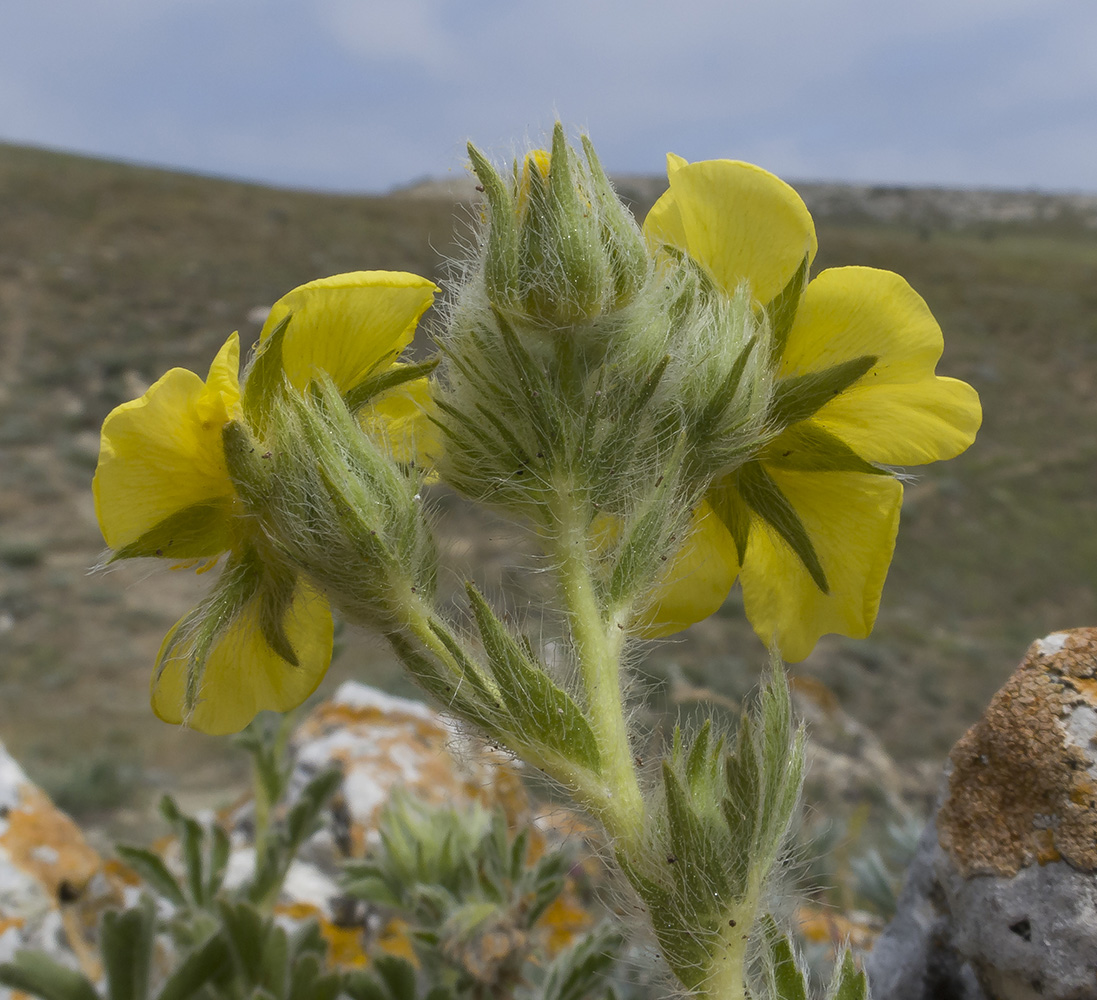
(2, 0), (1095, 195)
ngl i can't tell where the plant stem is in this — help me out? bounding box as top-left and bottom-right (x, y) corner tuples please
(550, 486), (645, 854)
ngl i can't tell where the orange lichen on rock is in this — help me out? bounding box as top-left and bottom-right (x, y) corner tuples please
(292, 683), (529, 858)
(938, 628), (1097, 877)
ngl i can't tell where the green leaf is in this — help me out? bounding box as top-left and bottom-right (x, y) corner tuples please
(770, 355), (877, 429)
(540, 923), (626, 1000)
(721, 714), (759, 897)
(155, 933), (232, 1000)
(242, 313), (291, 432)
(110, 498), (235, 562)
(219, 901), (267, 983)
(763, 421), (886, 475)
(179, 814), (207, 909)
(114, 846), (186, 907)
(766, 924), (808, 1000)
(205, 823), (231, 904)
(661, 763), (731, 907)
(102, 901), (155, 1000)
(372, 955), (419, 1000)
(736, 461), (828, 594)
(829, 950), (869, 1000)
(684, 719), (712, 794)
(0, 952), (99, 1000)
(466, 585), (601, 771)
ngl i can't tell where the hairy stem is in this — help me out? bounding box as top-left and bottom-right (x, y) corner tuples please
(549, 483), (645, 854)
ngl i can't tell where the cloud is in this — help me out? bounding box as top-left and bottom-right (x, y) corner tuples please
(0, 0), (1094, 192)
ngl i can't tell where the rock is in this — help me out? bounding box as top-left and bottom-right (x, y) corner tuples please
(0, 741), (129, 996)
(867, 628), (1097, 1000)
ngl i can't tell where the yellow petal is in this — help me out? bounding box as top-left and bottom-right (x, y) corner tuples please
(93, 335), (240, 552)
(151, 578), (334, 735)
(259, 271), (438, 394)
(739, 469), (902, 662)
(782, 267), (981, 464)
(635, 502), (740, 638)
(358, 374), (441, 467)
(644, 157), (817, 306)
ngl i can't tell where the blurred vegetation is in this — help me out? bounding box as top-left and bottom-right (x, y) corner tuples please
(1, 141), (1095, 836)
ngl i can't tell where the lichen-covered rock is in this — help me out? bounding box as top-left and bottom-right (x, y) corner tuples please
(868, 628), (1097, 1000)
(0, 741), (129, 996)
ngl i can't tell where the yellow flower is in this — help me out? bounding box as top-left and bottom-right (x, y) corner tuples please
(92, 271), (437, 732)
(641, 156), (981, 661)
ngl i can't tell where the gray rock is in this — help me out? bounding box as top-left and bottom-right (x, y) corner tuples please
(868, 629), (1097, 999)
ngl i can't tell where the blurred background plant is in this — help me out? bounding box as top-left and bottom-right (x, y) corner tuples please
(0, 719), (639, 1000)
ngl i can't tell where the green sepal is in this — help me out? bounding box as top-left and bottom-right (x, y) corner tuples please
(696, 336), (759, 435)
(242, 313), (291, 433)
(765, 254), (810, 365)
(0, 951), (100, 1000)
(466, 585), (601, 772)
(256, 562), (301, 668)
(763, 421), (887, 475)
(708, 475), (752, 566)
(109, 498), (235, 562)
(736, 461), (828, 594)
(580, 134), (648, 308)
(770, 354), (877, 430)
(468, 141), (520, 306)
(343, 356), (439, 415)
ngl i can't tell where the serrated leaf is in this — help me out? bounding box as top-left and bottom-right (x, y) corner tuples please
(467, 585), (601, 771)
(661, 763), (730, 907)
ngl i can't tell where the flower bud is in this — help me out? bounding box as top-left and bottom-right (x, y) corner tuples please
(468, 123), (649, 328)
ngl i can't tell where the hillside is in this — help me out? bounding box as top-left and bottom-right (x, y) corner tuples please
(2, 141), (1096, 835)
